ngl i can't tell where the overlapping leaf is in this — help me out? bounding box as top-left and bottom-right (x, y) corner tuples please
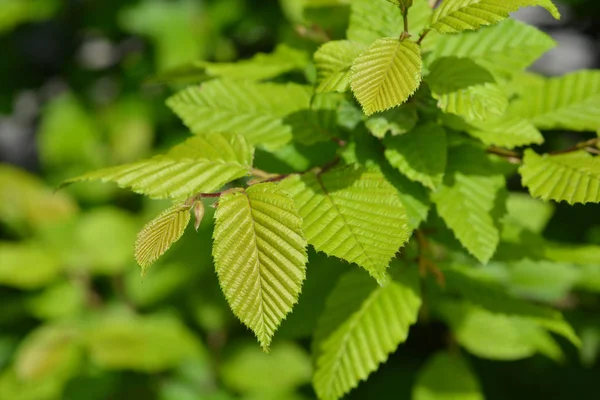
(466, 117), (544, 149)
(167, 80), (311, 149)
(135, 204), (191, 274)
(64, 134), (253, 200)
(314, 40), (365, 93)
(508, 71), (600, 131)
(428, 19), (556, 73)
(432, 145), (506, 263)
(365, 104), (418, 138)
(520, 150), (600, 204)
(279, 165), (410, 283)
(384, 123), (447, 189)
(313, 268), (421, 400)
(430, 0), (560, 33)
(150, 45), (308, 84)
(212, 183), (308, 351)
(351, 38), (422, 115)
(347, 0), (432, 45)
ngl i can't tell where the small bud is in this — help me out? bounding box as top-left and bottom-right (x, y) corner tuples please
(194, 201), (205, 231)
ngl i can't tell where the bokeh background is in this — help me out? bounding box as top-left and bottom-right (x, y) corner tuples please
(1, 1), (599, 399)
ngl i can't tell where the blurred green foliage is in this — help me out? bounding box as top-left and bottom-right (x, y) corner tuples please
(1, 0), (600, 399)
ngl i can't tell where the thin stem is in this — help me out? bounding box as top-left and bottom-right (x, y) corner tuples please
(416, 28), (431, 45)
(486, 146), (522, 164)
(550, 137), (600, 155)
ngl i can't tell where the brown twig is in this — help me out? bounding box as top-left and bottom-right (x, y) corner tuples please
(415, 230), (445, 287)
(486, 146), (522, 164)
(550, 137), (600, 155)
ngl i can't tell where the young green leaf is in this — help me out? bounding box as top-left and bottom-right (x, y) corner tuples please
(430, 0), (560, 34)
(63, 134), (253, 200)
(427, 57), (508, 121)
(507, 71), (600, 131)
(413, 352), (483, 400)
(428, 19), (556, 74)
(135, 204), (191, 274)
(383, 122), (447, 189)
(520, 150), (600, 205)
(279, 165), (410, 283)
(347, 0), (432, 45)
(212, 183), (308, 351)
(365, 104), (418, 138)
(314, 40), (366, 93)
(167, 80), (311, 149)
(465, 117), (544, 149)
(313, 267), (421, 400)
(350, 38), (422, 116)
(431, 145), (506, 263)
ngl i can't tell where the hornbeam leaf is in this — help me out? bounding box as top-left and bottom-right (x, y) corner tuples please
(520, 150), (600, 205)
(428, 19), (556, 74)
(167, 80), (311, 149)
(466, 117), (544, 149)
(413, 352), (483, 400)
(430, 0), (560, 34)
(314, 40), (366, 93)
(64, 134), (253, 200)
(427, 57), (507, 121)
(312, 267), (421, 400)
(383, 122), (447, 189)
(507, 70), (600, 131)
(347, 0), (432, 45)
(432, 145), (506, 263)
(212, 183), (308, 351)
(350, 38), (422, 116)
(135, 204), (191, 274)
(279, 165), (410, 283)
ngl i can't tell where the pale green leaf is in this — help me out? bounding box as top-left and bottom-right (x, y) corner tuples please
(150, 45), (309, 85)
(508, 259), (581, 302)
(313, 267), (421, 400)
(135, 204), (191, 274)
(0, 242), (62, 289)
(167, 80), (311, 149)
(384, 122), (447, 189)
(436, 300), (564, 361)
(505, 192), (554, 234)
(350, 38), (422, 115)
(347, 0), (432, 45)
(432, 145), (506, 263)
(427, 57), (508, 121)
(213, 183), (308, 351)
(442, 265), (581, 346)
(220, 342), (311, 394)
(0, 0), (59, 33)
(428, 19), (555, 74)
(465, 117), (544, 149)
(413, 352), (483, 400)
(430, 0), (560, 34)
(64, 134), (253, 200)
(520, 149), (600, 204)
(279, 165), (410, 283)
(365, 104), (418, 138)
(314, 40), (366, 93)
(508, 70), (600, 131)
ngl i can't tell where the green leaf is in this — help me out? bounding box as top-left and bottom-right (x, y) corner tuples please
(135, 204), (191, 274)
(508, 259), (581, 302)
(384, 123), (447, 189)
(351, 38), (422, 116)
(442, 265), (580, 346)
(220, 342), (311, 394)
(314, 40), (366, 93)
(64, 134), (253, 200)
(0, 0), (59, 33)
(505, 192), (554, 234)
(86, 313), (203, 372)
(279, 165), (410, 283)
(312, 267), (421, 400)
(427, 57), (508, 121)
(430, 0), (560, 34)
(150, 45), (309, 85)
(167, 80), (311, 149)
(365, 104), (418, 138)
(0, 242), (62, 289)
(520, 150), (600, 205)
(507, 70), (600, 131)
(212, 183), (308, 351)
(436, 300), (564, 361)
(285, 93), (344, 145)
(347, 0), (432, 45)
(413, 352), (483, 400)
(428, 19), (555, 74)
(431, 145), (506, 263)
(465, 117), (544, 149)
